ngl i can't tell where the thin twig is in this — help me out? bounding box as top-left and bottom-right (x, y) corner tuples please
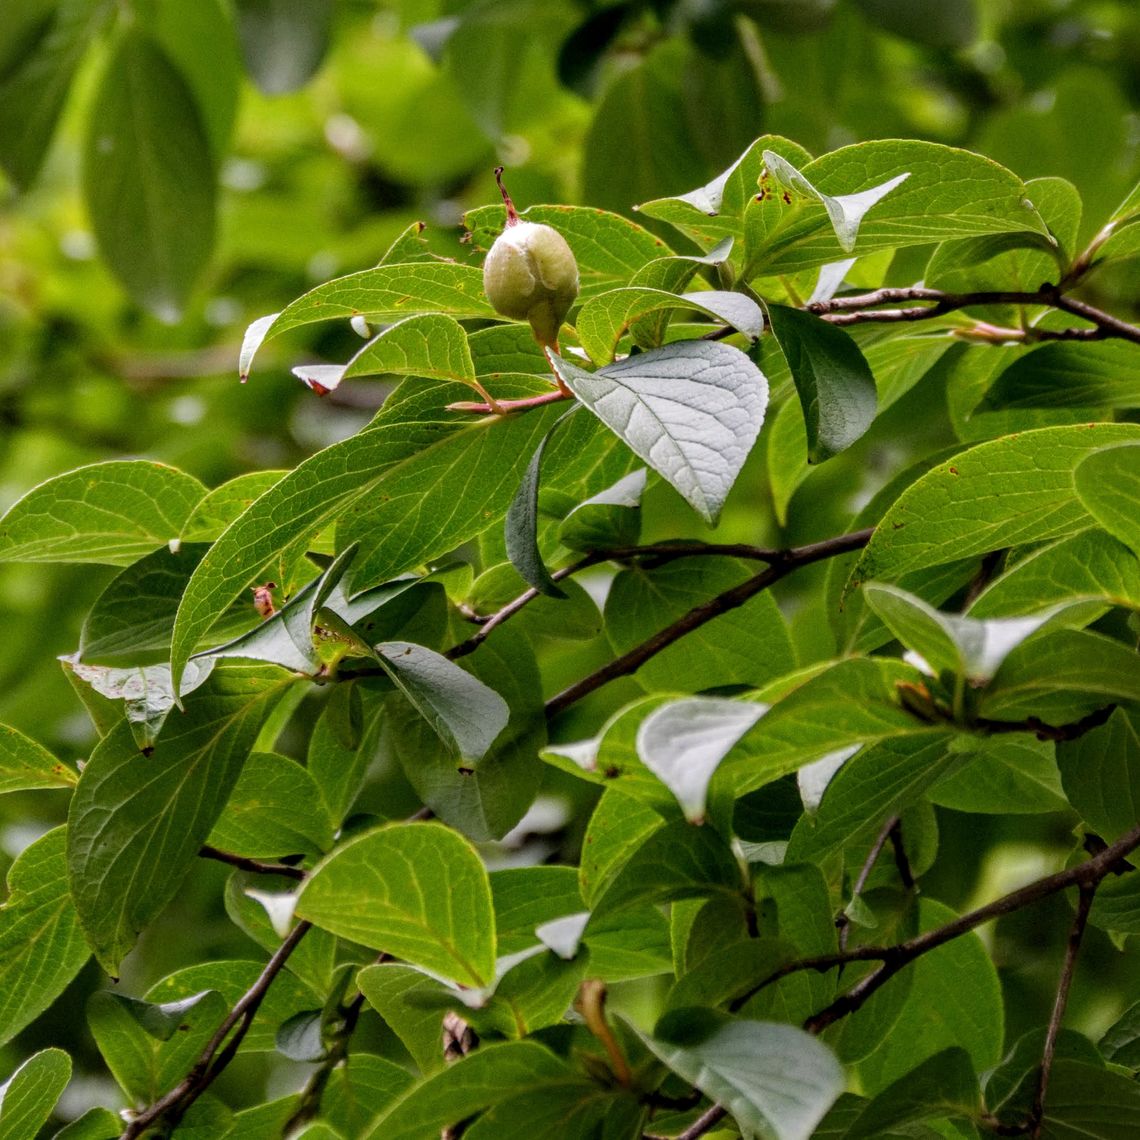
(887, 817), (915, 890)
(802, 822), (1140, 1035)
(198, 844), (307, 881)
(122, 921), (313, 1137)
(839, 815), (899, 952)
(672, 1104), (727, 1140)
(1028, 881), (1096, 1138)
(545, 527), (874, 717)
(805, 285), (1140, 345)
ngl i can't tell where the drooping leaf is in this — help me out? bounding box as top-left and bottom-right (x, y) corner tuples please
(558, 468), (646, 552)
(67, 666), (289, 972)
(1073, 443), (1140, 559)
(641, 1010), (845, 1140)
(0, 0), (109, 189)
(83, 29), (216, 319)
(848, 424), (1140, 588)
(87, 988), (227, 1104)
(0, 829), (90, 1047)
(296, 822), (496, 986)
(765, 303), (877, 462)
(929, 736), (1068, 815)
(504, 409), (579, 598)
(0, 461), (206, 566)
(549, 339), (768, 524)
(636, 697), (766, 823)
(0, 1048), (72, 1140)
(233, 0), (333, 94)
(372, 641), (509, 762)
(1037, 1060), (1140, 1139)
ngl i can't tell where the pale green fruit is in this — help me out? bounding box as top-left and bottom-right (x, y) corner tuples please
(483, 219), (579, 349)
(483, 167), (580, 350)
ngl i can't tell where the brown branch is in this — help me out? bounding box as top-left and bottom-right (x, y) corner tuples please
(802, 821), (1140, 1035)
(122, 921), (313, 1137)
(805, 285), (1140, 345)
(545, 528), (874, 718)
(888, 817), (915, 890)
(647, 1104), (727, 1140)
(1028, 881), (1096, 1138)
(197, 844), (307, 882)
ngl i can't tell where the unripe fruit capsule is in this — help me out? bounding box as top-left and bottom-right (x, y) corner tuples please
(483, 167), (579, 350)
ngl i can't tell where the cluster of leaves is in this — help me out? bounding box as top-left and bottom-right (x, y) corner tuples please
(2, 124), (1140, 1138)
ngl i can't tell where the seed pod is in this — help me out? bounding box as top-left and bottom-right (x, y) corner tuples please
(482, 167), (579, 350)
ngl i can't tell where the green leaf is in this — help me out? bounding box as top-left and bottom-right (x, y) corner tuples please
(233, 0), (332, 94)
(505, 410), (578, 598)
(929, 736), (1068, 815)
(296, 822), (495, 986)
(579, 790), (665, 908)
(986, 1028), (1104, 1120)
(61, 656), (215, 751)
(848, 424), (1140, 588)
(968, 530), (1140, 618)
(51, 1106), (122, 1139)
(863, 583), (1075, 682)
(590, 817), (742, 919)
(759, 149), (910, 254)
(765, 304), (877, 463)
(356, 963), (452, 1075)
(0, 460), (206, 566)
(88, 989), (227, 1104)
(320, 314), (482, 395)
(373, 642), (509, 762)
(83, 29), (215, 319)
(739, 140), (1048, 277)
(636, 697), (766, 824)
(0, 724), (75, 794)
(461, 1083), (644, 1139)
(855, 898), (1003, 1095)
(559, 469), (646, 552)
(787, 735), (961, 864)
(207, 752), (334, 859)
(0, 0), (108, 189)
(79, 544), (211, 665)
(170, 378), (567, 695)
(67, 666), (288, 972)
(1059, 709), (1140, 842)
(980, 342), (1140, 412)
(181, 471), (289, 542)
(549, 340), (768, 524)
(853, 0), (978, 47)
(576, 286), (764, 365)
(979, 629), (1140, 722)
(1038, 1060), (1140, 1139)
(605, 557), (796, 694)
(388, 627), (544, 841)
(358, 1040), (578, 1140)
(239, 264), (497, 379)
(716, 658), (940, 800)
(847, 1048), (980, 1139)
(323, 1053), (417, 1137)
(642, 1010), (845, 1140)
(1074, 443), (1140, 558)
(462, 203), (670, 300)
(0, 829), (90, 1047)
(1100, 1000), (1140, 1069)
(144, 960), (317, 1052)
(0, 1048), (71, 1140)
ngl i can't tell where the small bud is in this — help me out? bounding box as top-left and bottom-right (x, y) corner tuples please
(483, 167), (579, 350)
